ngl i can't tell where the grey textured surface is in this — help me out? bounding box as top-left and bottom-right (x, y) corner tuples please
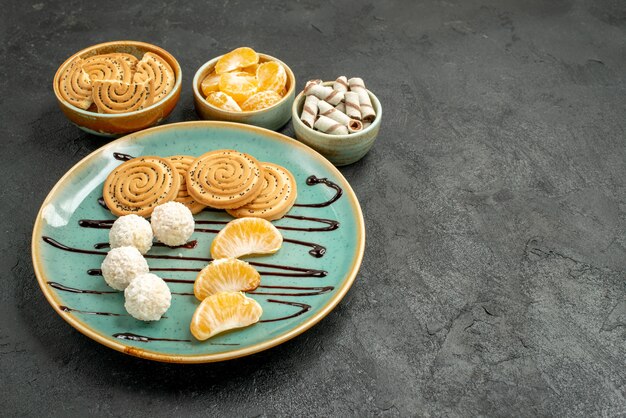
(2, 0), (626, 416)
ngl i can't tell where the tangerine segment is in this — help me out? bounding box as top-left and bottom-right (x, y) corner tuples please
(211, 217), (283, 259)
(219, 72), (258, 104)
(256, 61), (287, 93)
(241, 91), (282, 111)
(205, 91), (242, 112)
(194, 258), (261, 301)
(215, 47), (259, 74)
(201, 72), (220, 95)
(190, 292), (263, 341)
(241, 63), (259, 74)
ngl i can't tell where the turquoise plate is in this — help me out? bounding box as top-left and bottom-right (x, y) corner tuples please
(32, 121), (365, 363)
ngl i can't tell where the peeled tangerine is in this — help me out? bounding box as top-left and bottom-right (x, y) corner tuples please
(206, 91), (242, 112)
(201, 72), (220, 96)
(219, 72), (258, 104)
(241, 91), (282, 111)
(211, 217), (282, 259)
(256, 61), (287, 93)
(190, 292), (263, 341)
(215, 47), (259, 74)
(194, 258), (261, 300)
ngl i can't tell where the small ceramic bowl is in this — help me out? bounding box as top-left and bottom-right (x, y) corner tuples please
(193, 53), (295, 131)
(53, 40), (182, 137)
(291, 82), (382, 166)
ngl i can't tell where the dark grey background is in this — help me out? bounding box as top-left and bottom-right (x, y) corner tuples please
(2, 0), (626, 416)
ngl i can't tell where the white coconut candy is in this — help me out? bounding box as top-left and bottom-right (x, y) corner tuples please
(300, 95), (319, 128)
(314, 115), (349, 135)
(318, 100), (351, 126)
(348, 77), (376, 122)
(333, 76), (349, 92)
(344, 91), (362, 120)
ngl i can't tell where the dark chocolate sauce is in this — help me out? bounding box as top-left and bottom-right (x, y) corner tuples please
(112, 332), (239, 345)
(44, 237), (328, 278)
(50, 281), (192, 296)
(79, 219), (114, 229)
(93, 240), (198, 250)
(283, 238), (326, 258)
(43, 236), (210, 262)
(98, 197), (108, 209)
(259, 299), (312, 323)
(251, 285), (333, 297)
(113, 152), (134, 161)
(80, 219), (327, 257)
(293, 176), (343, 208)
(113, 332), (190, 343)
(49, 281), (116, 294)
(59, 305), (126, 317)
(280, 215), (340, 232)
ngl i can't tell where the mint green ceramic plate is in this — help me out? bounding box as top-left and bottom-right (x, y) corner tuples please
(32, 121), (365, 363)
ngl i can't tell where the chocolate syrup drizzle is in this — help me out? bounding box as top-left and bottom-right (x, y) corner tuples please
(293, 176), (343, 208)
(93, 241), (198, 250)
(49, 280), (332, 298)
(81, 219), (327, 257)
(113, 152), (133, 161)
(44, 237), (328, 278)
(47, 158), (345, 344)
(113, 333), (190, 343)
(259, 300), (312, 323)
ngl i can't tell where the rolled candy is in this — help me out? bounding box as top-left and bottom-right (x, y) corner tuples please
(335, 102), (346, 113)
(333, 76), (349, 92)
(348, 77), (376, 122)
(348, 119), (363, 134)
(318, 100), (351, 126)
(300, 95), (319, 128)
(304, 83), (344, 105)
(344, 91), (361, 120)
(314, 115), (349, 135)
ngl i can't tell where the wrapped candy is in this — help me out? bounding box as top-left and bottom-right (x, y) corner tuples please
(348, 77), (376, 122)
(314, 115), (349, 135)
(344, 91), (361, 120)
(348, 119), (363, 133)
(318, 100), (351, 126)
(333, 76), (349, 92)
(304, 83), (344, 105)
(300, 95), (319, 128)
(335, 102), (346, 113)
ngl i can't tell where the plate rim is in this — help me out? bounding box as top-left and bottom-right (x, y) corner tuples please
(31, 121), (365, 363)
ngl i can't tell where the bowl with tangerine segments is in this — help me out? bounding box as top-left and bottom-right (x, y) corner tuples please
(53, 40), (182, 137)
(192, 52), (296, 131)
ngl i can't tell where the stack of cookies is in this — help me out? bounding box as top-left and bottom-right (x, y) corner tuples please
(102, 150), (297, 221)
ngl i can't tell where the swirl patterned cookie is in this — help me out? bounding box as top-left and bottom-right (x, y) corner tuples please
(186, 150), (265, 209)
(226, 162), (297, 221)
(103, 156), (180, 217)
(166, 155), (206, 215)
(134, 52), (175, 102)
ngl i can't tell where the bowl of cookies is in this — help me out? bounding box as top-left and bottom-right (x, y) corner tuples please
(193, 47), (295, 131)
(53, 40), (182, 137)
(291, 77), (382, 166)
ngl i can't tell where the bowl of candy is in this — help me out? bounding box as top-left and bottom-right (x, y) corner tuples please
(291, 77), (381, 166)
(53, 40), (182, 137)
(193, 47), (296, 131)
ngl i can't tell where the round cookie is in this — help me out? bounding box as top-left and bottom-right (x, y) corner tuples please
(227, 163), (297, 221)
(166, 155), (206, 215)
(133, 52), (175, 102)
(186, 150), (265, 209)
(103, 156), (180, 217)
